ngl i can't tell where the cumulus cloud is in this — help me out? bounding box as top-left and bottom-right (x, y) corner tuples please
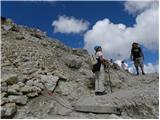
(129, 63), (159, 74)
(124, 0), (158, 15)
(84, 1), (158, 60)
(52, 15), (89, 34)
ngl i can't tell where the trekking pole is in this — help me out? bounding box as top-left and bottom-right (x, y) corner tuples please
(107, 65), (112, 93)
(105, 62), (112, 93)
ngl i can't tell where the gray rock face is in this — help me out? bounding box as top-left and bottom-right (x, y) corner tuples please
(8, 95), (28, 105)
(1, 97), (10, 105)
(26, 92), (39, 98)
(2, 74), (18, 85)
(16, 35), (25, 40)
(73, 104), (120, 114)
(20, 85), (41, 94)
(72, 48), (88, 56)
(63, 55), (83, 69)
(1, 19), (159, 119)
(26, 80), (44, 90)
(40, 75), (59, 91)
(7, 84), (23, 95)
(20, 85), (34, 93)
(1, 103), (17, 118)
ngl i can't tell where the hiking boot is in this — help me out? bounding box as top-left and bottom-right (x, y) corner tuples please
(95, 91), (107, 96)
(142, 72), (145, 75)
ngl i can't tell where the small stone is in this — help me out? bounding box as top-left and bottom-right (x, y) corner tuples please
(26, 92), (39, 98)
(16, 35), (25, 40)
(34, 82), (44, 90)
(26, 80), (34, 86)
(17, 82), (25, 87)
(32, 86), (42, 93)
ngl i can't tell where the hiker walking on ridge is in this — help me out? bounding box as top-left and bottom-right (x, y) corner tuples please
(92, 46), (106, 95)
(130, 42), (145, 75)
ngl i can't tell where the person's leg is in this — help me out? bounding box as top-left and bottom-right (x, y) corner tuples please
(134, 59), (139, 75)
(99, 65), (105, 92)
(95, 71), (100, 94)
(139, 57), (145, 75)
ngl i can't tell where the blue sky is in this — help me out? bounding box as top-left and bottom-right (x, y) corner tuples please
(1, 1), (135, 47)
(1, 1), (159, 72)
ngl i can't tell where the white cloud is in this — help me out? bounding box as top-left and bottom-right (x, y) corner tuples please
(124, 0), (158, 15)
(129, 63), (159, 74)
(84, 1), (158, 60)
(52, 15), (89, 34)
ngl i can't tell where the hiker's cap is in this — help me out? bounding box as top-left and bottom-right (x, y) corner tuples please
(94, 46), (101, 51)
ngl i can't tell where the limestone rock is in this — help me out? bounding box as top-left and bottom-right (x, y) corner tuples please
(40, 75), (59, 91)
(17, 82), (25, 87)
(52, 70), (68, 81)
(20, 85), (33, 93)
(63, 55), (82, 69)
(26, 92), (39, 98)
(8, 95), (28, 105)
(16, 35), (25, 40)
(1, 97), (10, 105)
(1, 92), (7, 98)
(7, 88), (22, 95)
(1, 103), (17, 118)
(7, 84), (22, 95)
(72, 48), (88, 56)
(108, 114), (122, 119)
(2, 74), (18, 85)
(26, 80), (44, 90)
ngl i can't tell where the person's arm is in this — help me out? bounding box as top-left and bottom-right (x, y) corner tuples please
(130, 50), (133, 61)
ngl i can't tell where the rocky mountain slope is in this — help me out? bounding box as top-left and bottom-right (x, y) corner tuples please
(1, 18), (159, 119)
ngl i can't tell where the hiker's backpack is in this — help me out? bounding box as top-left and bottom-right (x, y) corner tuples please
(89, 54), (97, 66)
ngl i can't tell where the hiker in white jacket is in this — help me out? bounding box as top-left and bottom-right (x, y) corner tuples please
(93, 46), (106, 95)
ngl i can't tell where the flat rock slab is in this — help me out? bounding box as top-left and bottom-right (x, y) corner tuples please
(73, 104), (120, 114)
(73, 95), (121, 114)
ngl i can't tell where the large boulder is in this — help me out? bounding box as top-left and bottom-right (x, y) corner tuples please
(40, 75), (59, 91)
(63, 55), (83, 69)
